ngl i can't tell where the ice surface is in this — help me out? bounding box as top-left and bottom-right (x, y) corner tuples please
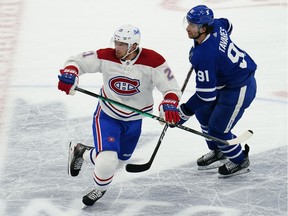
(0, 0), (287, 215)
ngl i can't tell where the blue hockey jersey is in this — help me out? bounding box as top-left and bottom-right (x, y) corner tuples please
(185, 18), (257, 114)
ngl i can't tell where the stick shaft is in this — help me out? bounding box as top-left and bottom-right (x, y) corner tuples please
(126, 66), (194, 172)
(75, 86), (252, 145)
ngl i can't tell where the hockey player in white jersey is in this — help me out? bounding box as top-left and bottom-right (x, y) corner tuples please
(58, 24), (181, 206)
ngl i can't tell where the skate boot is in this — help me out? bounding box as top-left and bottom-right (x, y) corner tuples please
(218, 144), (250, 178)
(68, 142), (93, 176)
(197, 149), (227, 170)
(82, 189), (106, 206)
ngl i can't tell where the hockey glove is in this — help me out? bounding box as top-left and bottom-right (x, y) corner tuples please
(159, 93), (180, 124)
(178, 103), (192, 125)
(169, 103), (193, 128)
(58, 65), (79, 95)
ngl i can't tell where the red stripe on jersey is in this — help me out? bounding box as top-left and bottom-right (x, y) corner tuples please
(96, 48), (166, 68)
(135, 48), (165, 68)
(97, 48), (121, 64)
(102, 88), (153, 116)
(94, 106), (103, 151)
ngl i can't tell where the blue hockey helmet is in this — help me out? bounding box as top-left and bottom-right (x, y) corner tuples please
(186, 5), (214, 26)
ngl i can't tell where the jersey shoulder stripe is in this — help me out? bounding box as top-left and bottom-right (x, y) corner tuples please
(135, 48), (165, 68)
(97, 48), (121, 64)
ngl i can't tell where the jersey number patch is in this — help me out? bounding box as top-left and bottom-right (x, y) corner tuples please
(197, 70), (209, 82)
(228, 43), (247, 69)
(197, 42), (248, 83)
(164, 68), (174, 80)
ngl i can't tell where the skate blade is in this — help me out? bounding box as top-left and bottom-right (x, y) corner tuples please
(67, 142), (75, 176)
(81, 204), (90, 210)
(198, 160), (227, 171)
(218, 168), (251, 178)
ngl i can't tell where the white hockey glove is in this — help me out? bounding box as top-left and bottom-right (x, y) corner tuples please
(178, 104), (191, 125)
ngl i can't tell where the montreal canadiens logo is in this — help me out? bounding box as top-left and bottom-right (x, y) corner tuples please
(109, 76), (140, 96)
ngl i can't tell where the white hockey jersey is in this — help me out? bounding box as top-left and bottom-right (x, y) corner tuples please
(64, 47), (181, 121)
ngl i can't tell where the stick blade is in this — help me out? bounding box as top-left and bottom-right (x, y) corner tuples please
(227, 130), (254, 145)
(126, 163), (151, 173)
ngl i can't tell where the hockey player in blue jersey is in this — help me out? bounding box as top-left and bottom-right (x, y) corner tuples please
(178, 5), (257, 177)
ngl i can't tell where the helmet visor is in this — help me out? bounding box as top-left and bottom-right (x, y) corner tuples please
(183, 16), (202, 29)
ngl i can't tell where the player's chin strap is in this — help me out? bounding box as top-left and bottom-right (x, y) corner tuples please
(194, 32), (204, 40)
(121, 45), (139, 60)
(194, 24), (206, 40)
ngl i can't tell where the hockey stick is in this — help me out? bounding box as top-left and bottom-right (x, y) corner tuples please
(75, 87), (253, 145)
(126, 66), (194, 173)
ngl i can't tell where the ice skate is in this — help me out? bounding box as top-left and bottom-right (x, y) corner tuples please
(82, 189), (106, 207)
(218, 144), (250, 178)
(197, 149), (227, 170)
(68, 142), (93, 176)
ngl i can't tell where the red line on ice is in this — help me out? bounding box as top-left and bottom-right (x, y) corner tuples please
(0, 0), (23, 138)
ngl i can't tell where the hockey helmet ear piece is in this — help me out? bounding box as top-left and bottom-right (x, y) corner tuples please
(113, 24), (141, 49)
(186, 5), (214, 26)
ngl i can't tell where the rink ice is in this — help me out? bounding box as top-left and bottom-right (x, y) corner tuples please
(0, 0), (287, 215)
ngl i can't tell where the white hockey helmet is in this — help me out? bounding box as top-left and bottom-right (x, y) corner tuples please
(113, 24), (141, 49)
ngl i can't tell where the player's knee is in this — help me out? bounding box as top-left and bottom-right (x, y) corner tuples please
(94, 151), (119, 177)
(209, 127), (232, 140)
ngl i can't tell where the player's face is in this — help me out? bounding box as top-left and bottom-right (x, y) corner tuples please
(114, 41), (129, 59)
(186, 23), (201, 39)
